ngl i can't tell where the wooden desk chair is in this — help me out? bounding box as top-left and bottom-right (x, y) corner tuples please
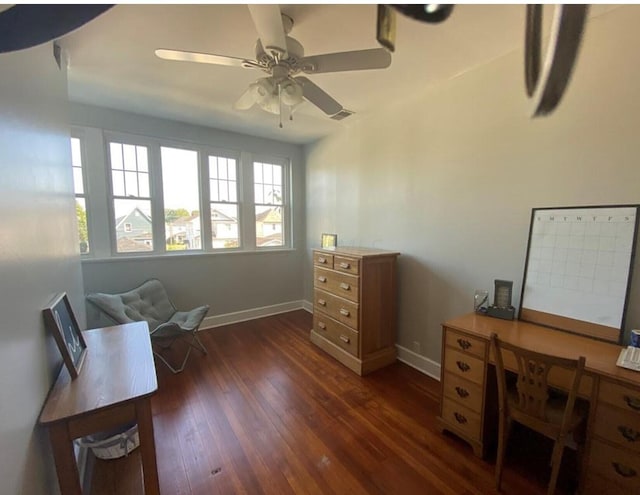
(490, 332), (587, 495)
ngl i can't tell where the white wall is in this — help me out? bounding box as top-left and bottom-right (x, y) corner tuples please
(0, 44), (85, 494)
(305, 6), (640, 370)
(70, 104), (307, 327)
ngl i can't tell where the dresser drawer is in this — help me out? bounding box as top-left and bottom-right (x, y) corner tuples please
(584, 471), (635, 495)
(599, 379), (640, 415)
(313, 315), (359, 357)
(445, 329), (486, 359)
(314, 252), (334, 269)
(314, 267), (359, 303)
(443, 372), (483, 413)
(314, 289), (359, 330)
(588, 438), (640, 491)
(594, 403), (640, 454)
(444, 348), (485, 386)
(334, 255), (359, 275)
(441, 397), (482, 441)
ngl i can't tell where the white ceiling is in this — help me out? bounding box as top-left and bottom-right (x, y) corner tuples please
(59, 4), (619, 145)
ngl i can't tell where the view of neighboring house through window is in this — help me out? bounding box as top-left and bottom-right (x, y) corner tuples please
(162, 146), (201, 251)
(254, 161), (284, 247)
(109, 141), (153, 253)
(209, 155), (239, 249)
(70, 137), (89, 254)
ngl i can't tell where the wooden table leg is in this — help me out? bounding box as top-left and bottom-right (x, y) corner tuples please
(48, 422), (82, 495)
(135, 397), (160, 495)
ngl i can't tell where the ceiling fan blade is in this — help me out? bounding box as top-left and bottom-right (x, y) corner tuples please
(233, 86), (256, 110)
(301, 48), (391, 74)
(295, 77), (343, 116)
(247, 5), (288, 58)
(155, 48), (250, 68)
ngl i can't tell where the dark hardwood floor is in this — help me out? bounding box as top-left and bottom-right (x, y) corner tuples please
(90, 310), (577, 494)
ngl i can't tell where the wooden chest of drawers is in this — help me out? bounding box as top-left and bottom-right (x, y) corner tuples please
(310, 247), (399, 376)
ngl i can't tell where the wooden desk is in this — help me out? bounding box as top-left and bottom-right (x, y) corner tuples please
(437, 313), (640, 494)
(40, 322), (160, 495)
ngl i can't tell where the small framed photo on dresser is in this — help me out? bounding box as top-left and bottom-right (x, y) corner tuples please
(43, 293), (87, 379)
(321, 233), (337, 249)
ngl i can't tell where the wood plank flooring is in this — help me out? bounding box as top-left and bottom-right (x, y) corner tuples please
(89, 310), (577, 494)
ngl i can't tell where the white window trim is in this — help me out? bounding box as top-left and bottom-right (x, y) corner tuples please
(76, 128), (292, 259)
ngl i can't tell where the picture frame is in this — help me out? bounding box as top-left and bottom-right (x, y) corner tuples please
(43, 293), (87, 379)
(321, 233), (337, 249)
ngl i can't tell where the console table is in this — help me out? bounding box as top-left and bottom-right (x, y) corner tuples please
(437, 313), (640, 494)
(39, 322), (160, 495)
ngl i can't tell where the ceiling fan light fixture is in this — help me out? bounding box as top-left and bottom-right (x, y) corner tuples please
(280, 79), (303, 106)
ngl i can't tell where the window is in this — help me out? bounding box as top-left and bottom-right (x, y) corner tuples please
(70, 137), (89, 254)
(79, 129), (291, 257)
(162, 146), (201, 251)
(108, 141), (152, 253)
(254, 161), (284, 247)
(209, 155), (239, 249)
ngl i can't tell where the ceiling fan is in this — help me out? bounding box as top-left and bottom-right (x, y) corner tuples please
(155, 5), (392, 126)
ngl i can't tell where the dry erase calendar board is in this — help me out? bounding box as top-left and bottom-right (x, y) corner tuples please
(519, 205), (639, 343)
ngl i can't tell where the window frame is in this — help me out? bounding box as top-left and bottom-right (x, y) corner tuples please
(80, 129), (292, 259)
(251, 155), (291, 250)
(70, 131), (92, 255)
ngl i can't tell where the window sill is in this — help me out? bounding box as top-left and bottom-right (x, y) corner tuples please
(80, 247), (297, 264)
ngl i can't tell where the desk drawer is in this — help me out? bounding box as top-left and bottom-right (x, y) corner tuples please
(584, 471), (635, 495)
(444, 348), (485, 386)
(334, 255), (359, 275)
(314, 252), (334, 269)
(599, 379), (640, 415)
(313, 315), (359, 357)
(445, 329), (486, 359)
(594, 403), (640, 454)
(441, 397), (482, 442)
(588, 438), (640, 492)
(443, 372), (483, 413)
(314, 289), (359, 330)
(314, 267), (359, 303)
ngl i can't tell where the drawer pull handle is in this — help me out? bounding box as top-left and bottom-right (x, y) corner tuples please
(318, 322), (327, 330)
(340, 283), (351, 291)
(456, 361), (470, 373)
(623, 395), (640, 411)
(453, 412), (467, 425)
(612, 462), (637, 478)
(318, 257), (327, 264)
(317, 276), (327, 283)
(455, 386), (469, 399)
(339, 262), (351, 269)
(339, 335), (350, 344)
(617, 425), (640, 442)
(339, 309), (350, 317)
(457, 338), (471, 350)
(318, 299), (326, 306)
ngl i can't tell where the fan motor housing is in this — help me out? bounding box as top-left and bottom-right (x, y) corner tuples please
(255, 36), (304, 72)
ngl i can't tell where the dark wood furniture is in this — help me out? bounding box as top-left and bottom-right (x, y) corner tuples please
(438, 313), (640, 494)
(39, 322), (160, 495)
(310, 247), (399, 375)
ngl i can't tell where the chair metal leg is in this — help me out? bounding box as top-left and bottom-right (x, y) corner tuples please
(153, 346), (192, 374)
(152, 331), (206, 374)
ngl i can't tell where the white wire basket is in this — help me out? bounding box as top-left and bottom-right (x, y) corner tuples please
(79, 422), (140, 460)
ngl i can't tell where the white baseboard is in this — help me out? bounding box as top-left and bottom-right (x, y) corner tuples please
(301, 299), (313, 313)
(396, 345), (441, 381)
(201, 300), (306, 329)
